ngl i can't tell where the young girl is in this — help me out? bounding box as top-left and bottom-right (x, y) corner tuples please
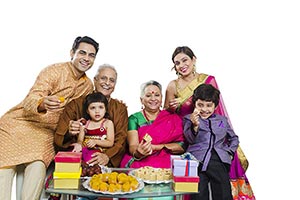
(72, 92), (115, 163)
(183, 84), (239, 200)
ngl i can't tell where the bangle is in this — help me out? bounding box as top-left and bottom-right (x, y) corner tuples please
(133, 151), (144, 161)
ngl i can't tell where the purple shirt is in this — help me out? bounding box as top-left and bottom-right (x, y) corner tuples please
(183, 114), (239, 171)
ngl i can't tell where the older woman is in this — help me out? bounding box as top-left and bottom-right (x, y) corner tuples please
(120, 80), (185, 168)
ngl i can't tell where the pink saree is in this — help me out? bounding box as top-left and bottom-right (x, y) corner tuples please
(175, 73), (255, 200)
(120, 110), (185, 169)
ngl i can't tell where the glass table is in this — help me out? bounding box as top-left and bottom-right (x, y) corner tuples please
(45, 168), (197, 200)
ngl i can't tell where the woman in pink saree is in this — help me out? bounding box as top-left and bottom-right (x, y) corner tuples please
(120, 80), (185, 169)
(164, 46), (255, 200)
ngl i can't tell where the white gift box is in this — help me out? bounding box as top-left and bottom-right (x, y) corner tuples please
(171, 155), (199, 177)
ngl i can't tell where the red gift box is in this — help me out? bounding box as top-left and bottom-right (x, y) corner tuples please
(54, 152), (82, 163)
(173, 176), (199, 182)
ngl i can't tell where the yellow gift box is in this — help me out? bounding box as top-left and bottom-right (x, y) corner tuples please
(53, 168), (82, 189)
(55, 162), (81, 173)
(173, 182), (199, 192)
(172, 176), (199, 192)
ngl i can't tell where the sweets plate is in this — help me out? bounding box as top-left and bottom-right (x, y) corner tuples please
(82, 177), (144, 194)
(128, 168), (172, 184)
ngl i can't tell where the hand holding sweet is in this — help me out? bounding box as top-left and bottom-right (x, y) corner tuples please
(191, 108), (200, 125)
(69, 118), (86, 135)
(137, 139), (153, 157)
(38, 96), (62, 112)
(191, 108), (200, 131)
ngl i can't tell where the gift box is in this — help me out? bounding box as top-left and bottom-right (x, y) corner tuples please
(53, 168), (82, 189)
(171, 155), (198, 177)
(172, 176), (199, 192)
(54, 151), (82, 172)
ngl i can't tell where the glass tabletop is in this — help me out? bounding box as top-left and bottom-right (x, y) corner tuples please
(45, 168), (197, 199)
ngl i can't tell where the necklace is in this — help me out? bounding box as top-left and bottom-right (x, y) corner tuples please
(142, 109), (151, 122)
(142, 109), (160, 122)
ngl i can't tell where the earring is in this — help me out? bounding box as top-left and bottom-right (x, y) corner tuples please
(141, 105), (144, 110)
(193, 65), (196, 75)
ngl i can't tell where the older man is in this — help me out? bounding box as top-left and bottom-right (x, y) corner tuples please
(54, 64), (128, 167)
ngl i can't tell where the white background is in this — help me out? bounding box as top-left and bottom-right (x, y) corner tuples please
(1, 0), (299, 199)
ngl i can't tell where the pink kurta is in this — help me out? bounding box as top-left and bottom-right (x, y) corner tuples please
(0, 62), (93, 168)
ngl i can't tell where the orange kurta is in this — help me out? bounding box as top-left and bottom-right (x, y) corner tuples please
(0, 62), (93, 168)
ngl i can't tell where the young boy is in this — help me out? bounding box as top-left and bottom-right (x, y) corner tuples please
(183, 83), (239, 200)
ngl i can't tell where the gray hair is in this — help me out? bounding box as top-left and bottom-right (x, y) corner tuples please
(94, 63), (118, 82)
(140, 80), (162, 97)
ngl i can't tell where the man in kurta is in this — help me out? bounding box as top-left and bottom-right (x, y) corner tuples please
(54, 64), (128, 168)
(0, 36), (99, 200)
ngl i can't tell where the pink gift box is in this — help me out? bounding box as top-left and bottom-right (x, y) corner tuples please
(54, 152), (82, 163)
(173, 176), (199, 182)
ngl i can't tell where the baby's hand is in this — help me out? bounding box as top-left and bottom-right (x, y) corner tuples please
(86, 140), (97, 148)
(71, 143), (82, 152)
